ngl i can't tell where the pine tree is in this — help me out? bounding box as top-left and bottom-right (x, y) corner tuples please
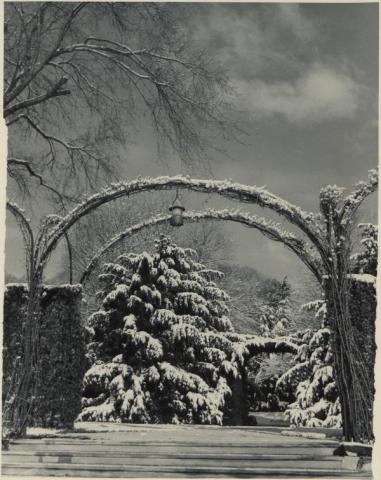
(277, 301), (341, 428)
(79, 235), (241, 424)
(259, 278), (292, 337)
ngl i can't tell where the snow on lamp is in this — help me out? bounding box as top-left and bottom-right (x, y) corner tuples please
(169, 191), (185, 226)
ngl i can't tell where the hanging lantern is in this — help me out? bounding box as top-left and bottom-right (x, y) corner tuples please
(169, 190), (185, 226)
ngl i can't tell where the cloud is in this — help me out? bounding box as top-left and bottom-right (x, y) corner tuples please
(188, 5), (305, 81)
(276, 5), (316, 42)
(236, 64), (360, 124)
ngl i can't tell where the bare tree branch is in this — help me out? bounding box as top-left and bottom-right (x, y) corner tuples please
(4, 3), (87, 106)
(5, 77), (70, 117)
(7, 158), (69, 207)
(5, 3), (238, 200)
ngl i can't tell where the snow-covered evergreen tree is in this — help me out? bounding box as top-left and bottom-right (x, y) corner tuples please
(277, 301), (341, 428)
(351, 223), (377, 276)
(79, 235), (242, 424)
(259, 278), (292, 337)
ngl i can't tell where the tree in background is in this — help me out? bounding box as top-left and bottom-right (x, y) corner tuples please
(258, 278), (292, 336)
(218, 264), (270, 335)
(70, 202), (233, 285)
(245, 278), (296, 412)
(5, 3), (236, 203)
(68, 194), (169, 286)
(80, 235), (240, 424)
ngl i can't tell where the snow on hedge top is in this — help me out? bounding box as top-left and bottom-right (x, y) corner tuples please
(5, 283), (82, 294)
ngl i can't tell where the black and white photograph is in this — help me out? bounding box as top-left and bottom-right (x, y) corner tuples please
(1, 1), (379, 478)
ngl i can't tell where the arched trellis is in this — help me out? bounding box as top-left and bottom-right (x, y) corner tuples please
(7, 172), (374, 285)
(80, 209), (323, 285)
(6, 202), (34, 282)
(33, 176), (331, 279)
(5, 169), (378, 442)
(35, 172), (377, 281)
(6, 204), (74, 284)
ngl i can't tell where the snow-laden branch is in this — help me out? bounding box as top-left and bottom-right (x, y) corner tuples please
(57, 37), (200, 89)
(224, 332), (299, 356)
(79, 208), (323, 284)
(244, 336), (299, 356)
(38, 176), (326, 277)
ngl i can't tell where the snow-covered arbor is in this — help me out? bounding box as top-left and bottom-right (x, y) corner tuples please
(6, 169), (377, 441)
(80, 209), (322, 285)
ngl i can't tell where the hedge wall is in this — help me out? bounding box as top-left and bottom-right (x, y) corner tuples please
(348, 277), (377, 400)
(2, 284), (86, 429)
(2, 284), (28, 422)
(324, 275), (376, 441)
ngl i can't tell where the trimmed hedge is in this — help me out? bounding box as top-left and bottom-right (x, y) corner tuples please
(324, 276), (376, 440)
(348, 278), (376, 398)
(2, 284), (86, 429)
(2, 285), (28, 418)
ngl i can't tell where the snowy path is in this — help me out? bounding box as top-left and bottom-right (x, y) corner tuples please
(2, 423), (371, 478)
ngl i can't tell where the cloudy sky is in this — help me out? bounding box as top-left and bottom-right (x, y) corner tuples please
(5, 2), (378, 284)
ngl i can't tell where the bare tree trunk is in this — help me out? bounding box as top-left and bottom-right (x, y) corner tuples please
(223, 364), (250, 426)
